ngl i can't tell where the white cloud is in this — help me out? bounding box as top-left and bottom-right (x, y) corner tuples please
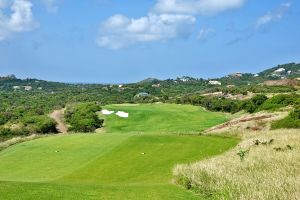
(97, 0), (247, 49)
(197, 27), (215, 40)
(255, 2), (291, 29)
(0, 0), (38, 41)
(97, 13), (196, 49)
(153, 0), (245, 15)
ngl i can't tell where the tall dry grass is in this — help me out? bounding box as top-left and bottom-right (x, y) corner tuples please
(174, 129), (300, 200)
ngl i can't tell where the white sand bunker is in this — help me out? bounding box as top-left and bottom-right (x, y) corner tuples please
(102, 109), (115, 115)
(116, 111), (129, 118)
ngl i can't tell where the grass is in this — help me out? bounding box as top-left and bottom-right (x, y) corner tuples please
(174, 129), (300, 200)
(102, 104), (229, 134)
(0, 104), (238, 199)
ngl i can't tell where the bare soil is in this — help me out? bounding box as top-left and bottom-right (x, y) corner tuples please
(49, 110), (68, 133)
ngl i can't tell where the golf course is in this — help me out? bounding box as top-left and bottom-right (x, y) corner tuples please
(0, 104), (238, 199)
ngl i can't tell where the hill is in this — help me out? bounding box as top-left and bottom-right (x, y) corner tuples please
(1, 62), (299, 93)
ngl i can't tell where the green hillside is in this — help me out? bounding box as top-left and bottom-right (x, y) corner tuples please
(0, 104), (238, 199)
(103, 104), (228, 134)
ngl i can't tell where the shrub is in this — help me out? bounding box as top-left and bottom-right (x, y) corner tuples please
(271, 107), (300, 129)
(0, 127), (12, 137)
(23, 116), (57, 134)
(65, 103), (103, 132)
(244, 94), (268, 113)
(197, 97), (242, 114)
(260, 94), (299, 111)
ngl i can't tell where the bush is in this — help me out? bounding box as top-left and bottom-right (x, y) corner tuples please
(271, 107), (300, 129)
(0, 123), (33, 141)
(65, 103), (103, 132)
(0, 127), (12, 137)
(260, 94), (299, 111)
(23, 116), (57, 134)
(244, 94), (268, 113)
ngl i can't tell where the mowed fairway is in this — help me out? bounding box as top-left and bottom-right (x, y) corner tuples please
(103, 104), (229, 134)
(0, 104), (238, 199)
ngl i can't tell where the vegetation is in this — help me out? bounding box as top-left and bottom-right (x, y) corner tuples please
(260, 94), (300, 111)
(65, 103), (103, 132)
(0, 104), (238, 199)
(102, 104), (229, 134)
(174, 129), (300, 200)
(244, 94), (268, 113)
(0, 62), (299, 198)
(271, 107), (300, 129)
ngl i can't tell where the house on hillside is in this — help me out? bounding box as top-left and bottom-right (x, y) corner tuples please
(152, 84), (161, 88)
(13, 86), (21, 90)
(273, 68), (286, 74)
(208, 80), (222, 85)
(135, 92), (150, 98)
(230, 72), (243, 77)
(23, 86), (32, 91)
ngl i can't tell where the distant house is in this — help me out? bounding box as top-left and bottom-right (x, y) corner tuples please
(135, 92), (150, 98)
(273, 68), (285, 73)
(13, 86), (21, 90)
(208, 80), (222, 85)
(23, 86), (32, 91)
(230, 72), (243, 77)
(152, 84), (161, 88)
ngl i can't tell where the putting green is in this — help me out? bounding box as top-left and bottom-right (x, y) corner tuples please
(0, 104), (238, 199)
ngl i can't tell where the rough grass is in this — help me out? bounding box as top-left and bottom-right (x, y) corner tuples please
(0, 104), (237, 199)
(174, 129), (300, 200)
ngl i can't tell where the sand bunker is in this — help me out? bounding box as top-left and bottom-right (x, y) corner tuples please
(116, 111), (129, 118)
(102, 109), (115, 115)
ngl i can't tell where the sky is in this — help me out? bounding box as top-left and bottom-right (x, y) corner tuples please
(0, 0), (300, 83)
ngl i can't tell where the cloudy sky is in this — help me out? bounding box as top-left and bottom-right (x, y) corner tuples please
(0, 0), (299, 83)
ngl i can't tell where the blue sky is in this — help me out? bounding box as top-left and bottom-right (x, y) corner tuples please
(0, 0), (299, 83)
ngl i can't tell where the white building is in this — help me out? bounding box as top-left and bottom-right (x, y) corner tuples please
(23, 86), (32, 91)
(208, 80), (222, 85)
(13, 86), (21, 90)
(274, 68), (285, 73)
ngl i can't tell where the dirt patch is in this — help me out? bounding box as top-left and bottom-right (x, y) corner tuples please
(205, 112), (288, 134)
(49, 110), (68, 133)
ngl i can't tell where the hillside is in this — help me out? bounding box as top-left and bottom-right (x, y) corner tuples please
(1, 63), (299, 93)
(0, 62), (299, 143)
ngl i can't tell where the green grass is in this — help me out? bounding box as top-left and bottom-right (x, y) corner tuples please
(102, 104), (229, 134)
(0, 104), (237, 199)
